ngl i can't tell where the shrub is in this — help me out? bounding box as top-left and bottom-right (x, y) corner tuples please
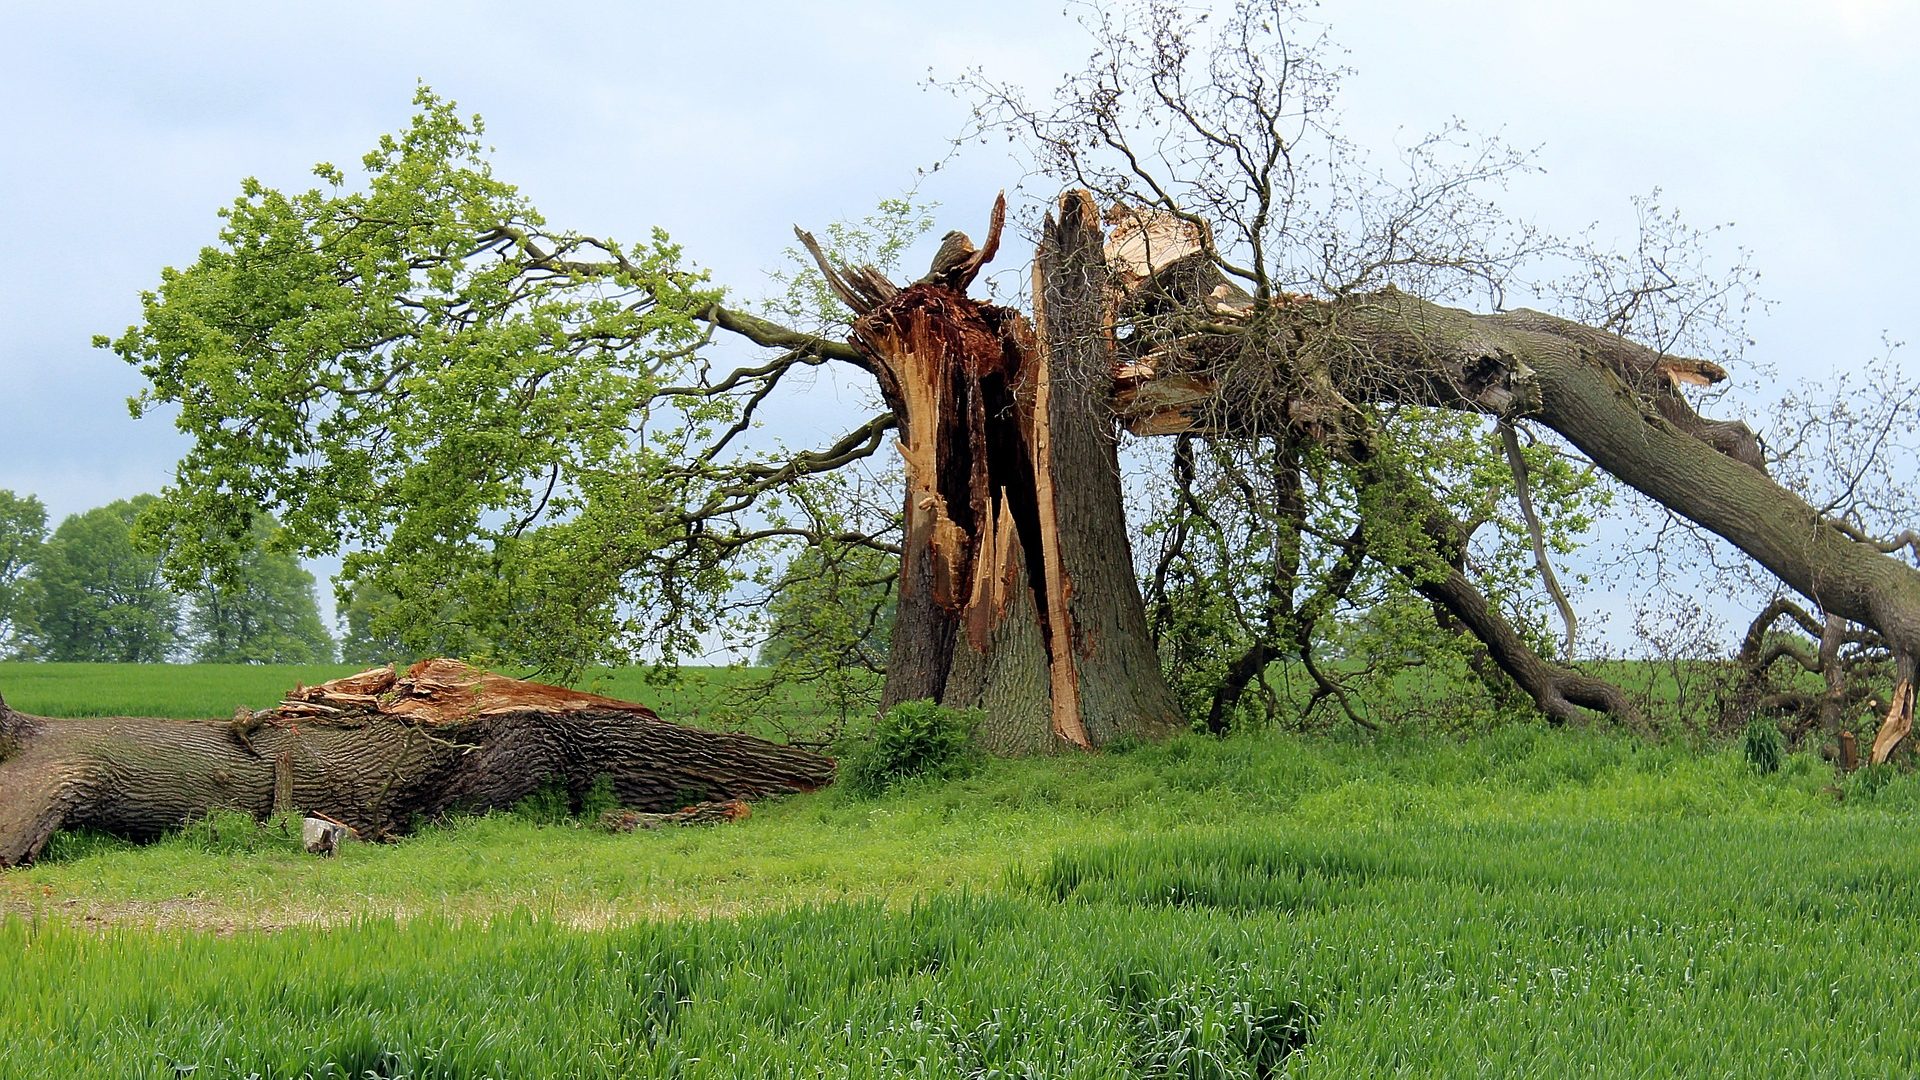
(579, 774), (622, 819)
(839, 699), (984, 796)
(163, 808), (297, 856)
(1743, 716), (1783, 774)
(511, 776), (573, 825)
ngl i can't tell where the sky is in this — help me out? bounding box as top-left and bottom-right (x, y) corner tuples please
(2, 0), (1915, 644)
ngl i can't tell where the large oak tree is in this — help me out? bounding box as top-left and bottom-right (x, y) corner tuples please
(77, 1), (1920, 759)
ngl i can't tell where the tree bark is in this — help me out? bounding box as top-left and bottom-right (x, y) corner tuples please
(0, 660), (833, 867)
(811, 195), (1183, 753)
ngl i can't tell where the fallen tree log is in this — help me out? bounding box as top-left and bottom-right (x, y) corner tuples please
(0, 659), (834, 867)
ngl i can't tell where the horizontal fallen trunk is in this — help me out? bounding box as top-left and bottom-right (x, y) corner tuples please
(0, 660), (834, 867)
(1109, 204), (1920, 718)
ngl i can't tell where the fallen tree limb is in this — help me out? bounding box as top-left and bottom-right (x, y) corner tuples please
(1107, 202), (1920, 720)
(0, 660), (834, 867)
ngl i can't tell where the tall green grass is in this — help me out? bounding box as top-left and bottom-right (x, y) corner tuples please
(8, 666), (1920, 1075)
(12, 808), (1920, 1077)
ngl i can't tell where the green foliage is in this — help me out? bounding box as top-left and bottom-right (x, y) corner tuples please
(758, 543), (895, 668)
(511, 774), (624, 826)
(166, 808), (301, 856)
(511, 776), (575, 826)
(1744, 715), (1784, 773)
(1142, 405), (1611, 735)
(578, 774), (622, 820)
(1105, 966), (1313, 1079)
(31, 496), (180, 662)
(106, 87), (747, 673)
(766, 195), (936, 333)
(0, 489), (47, 660)
(838, 699), (985, 796)
(335, 578), (449, 666)
(34, 828), (137, 864)
(748, 536), (896, 733)
(182, 514), (334, 663)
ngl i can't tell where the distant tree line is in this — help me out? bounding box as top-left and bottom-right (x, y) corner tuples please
(0, 490), (334, 663)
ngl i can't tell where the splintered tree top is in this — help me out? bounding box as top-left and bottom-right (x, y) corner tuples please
(271, 659), (661, 725)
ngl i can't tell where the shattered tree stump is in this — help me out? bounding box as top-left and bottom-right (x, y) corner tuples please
(0, 660), (835, 867)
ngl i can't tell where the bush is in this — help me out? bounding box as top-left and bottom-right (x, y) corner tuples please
(839, 699), (984, 797)
(511, 776), (573, 825)
(163, 808), (299, 856)
(1744, 716), (1783, 774)
(511, 774), (623, 825)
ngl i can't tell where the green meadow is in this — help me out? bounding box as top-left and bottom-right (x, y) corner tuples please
(5, 664), (1920, 1076)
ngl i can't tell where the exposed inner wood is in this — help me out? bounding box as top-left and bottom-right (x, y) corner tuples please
(1870, 678), (1915, 765)
(831, 195), (1178, 751)
(1029, 216), (1093, 749)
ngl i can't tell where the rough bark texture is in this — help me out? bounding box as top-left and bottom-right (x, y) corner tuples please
(813, 194), (1183, 753)
(0, 660), (833, 867)
(1029, 193), (1187, 747)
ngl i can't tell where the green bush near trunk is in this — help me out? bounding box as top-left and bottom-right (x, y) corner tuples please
(838, 699), (985, 796)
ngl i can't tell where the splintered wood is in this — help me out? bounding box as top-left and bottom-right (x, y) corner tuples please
(1104, 204), (1209, 292)
(862, 290), (1005, 610)
(1103, 205), (1229, 437)
(964, 500), (1026, 651)
(1870, 678), (1915, 765)
(831, 192), (1186, 752)
(271, 658), (658, 725)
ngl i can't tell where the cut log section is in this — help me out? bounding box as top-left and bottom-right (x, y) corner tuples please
(0, 660), (834, 867)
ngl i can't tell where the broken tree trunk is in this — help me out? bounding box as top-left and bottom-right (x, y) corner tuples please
(803, 194), (1183, 753)
(0, 660), (833, 867)
(816, 190), (1920, 737)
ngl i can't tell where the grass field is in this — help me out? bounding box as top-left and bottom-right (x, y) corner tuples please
(6, 664), (1920, 1076)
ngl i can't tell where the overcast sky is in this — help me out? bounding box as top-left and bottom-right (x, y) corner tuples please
(2, 0), (1914, 641)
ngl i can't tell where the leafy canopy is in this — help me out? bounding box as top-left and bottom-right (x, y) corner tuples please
(33, 496), (180, 663)
(0, 491), (48, 660)
(105, 87), (849, 672)
(183, 515), (335, 664)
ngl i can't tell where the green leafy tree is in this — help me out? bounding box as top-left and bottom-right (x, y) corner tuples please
(337, 580), (407, 666)
(101, 8), (1920, 749)
(336, 577), (485, 666)
(0, 490), (48, 659)
(758, 544), (896, 669)
(183, 516), (335, 664)
(32, 496), (181, 663)
(105, 87), (852, 674)
(741, 538), (897, 732)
